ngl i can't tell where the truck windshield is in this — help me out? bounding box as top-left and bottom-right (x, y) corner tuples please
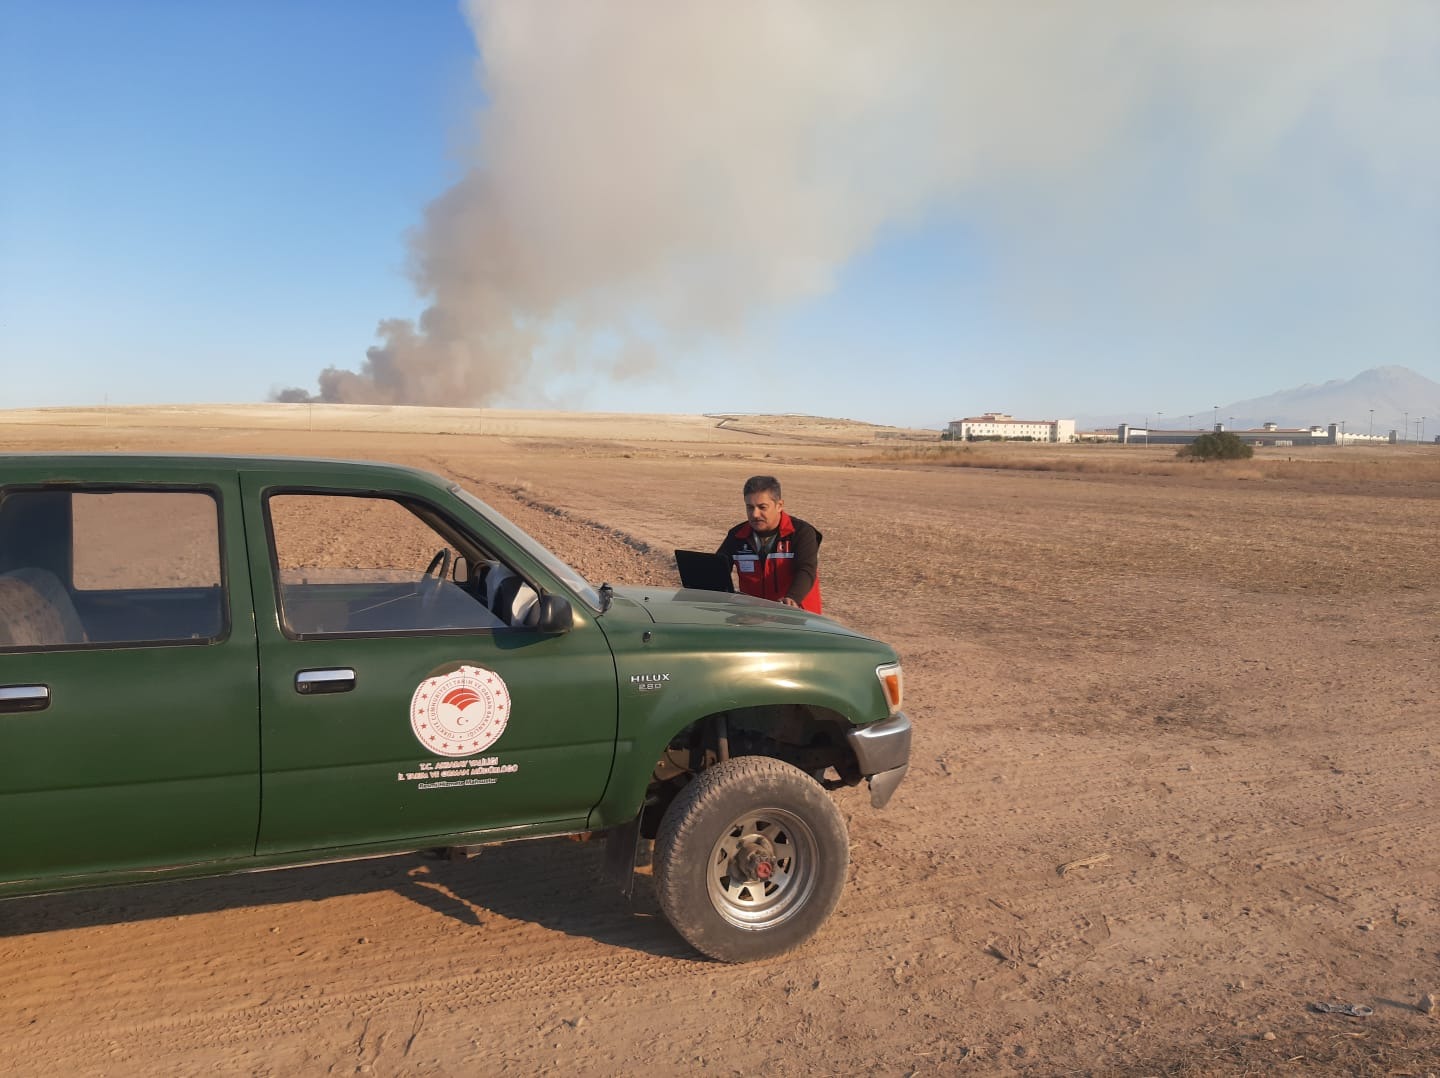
(452, 486), (603, 612)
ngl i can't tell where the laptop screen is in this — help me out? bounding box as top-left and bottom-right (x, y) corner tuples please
(674, 549), (734, 593)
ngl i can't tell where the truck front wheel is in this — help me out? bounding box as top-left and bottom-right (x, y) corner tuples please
(653, 755), (849, 962)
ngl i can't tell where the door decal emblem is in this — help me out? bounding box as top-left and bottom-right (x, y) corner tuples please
(410, 665), (511, 757)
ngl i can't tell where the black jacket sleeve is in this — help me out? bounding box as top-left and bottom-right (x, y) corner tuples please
(785, 521), (820, 603)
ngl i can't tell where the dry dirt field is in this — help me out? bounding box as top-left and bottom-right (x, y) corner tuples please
(2, 406), (1438, 1075)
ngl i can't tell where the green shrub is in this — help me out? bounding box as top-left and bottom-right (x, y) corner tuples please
(1177, 431), (1254, 461)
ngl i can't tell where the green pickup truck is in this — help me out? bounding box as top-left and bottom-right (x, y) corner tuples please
(0, 455), (908, 962)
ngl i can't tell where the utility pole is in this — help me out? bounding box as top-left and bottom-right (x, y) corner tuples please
(1369, 408), (1374, 438)
(1404, 411), (1409, 443)
(1213, 405), (1219, 430)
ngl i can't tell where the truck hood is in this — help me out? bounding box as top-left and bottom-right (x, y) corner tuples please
(607, 585), (871, 639)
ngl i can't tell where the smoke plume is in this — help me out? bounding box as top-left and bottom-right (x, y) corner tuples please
(276, 0), (1439, 407)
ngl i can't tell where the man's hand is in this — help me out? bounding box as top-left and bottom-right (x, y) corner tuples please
(781, 597), (800, 608)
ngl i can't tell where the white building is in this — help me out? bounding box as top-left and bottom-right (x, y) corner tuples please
(948, 414), (1076, 443)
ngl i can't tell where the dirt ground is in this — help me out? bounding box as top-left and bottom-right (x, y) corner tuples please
(2, 408), (1438, 1075)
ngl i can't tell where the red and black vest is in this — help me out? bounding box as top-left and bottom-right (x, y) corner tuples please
(719, 512), (822, 613)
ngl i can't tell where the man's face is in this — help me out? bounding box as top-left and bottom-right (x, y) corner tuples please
(745, 491), (784, 534)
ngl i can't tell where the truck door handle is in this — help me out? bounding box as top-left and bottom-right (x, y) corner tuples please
(295, 668), (356, 695)
(0, 684), (51, 713)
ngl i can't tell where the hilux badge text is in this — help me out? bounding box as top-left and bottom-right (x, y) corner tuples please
(631, 672), (671, 693)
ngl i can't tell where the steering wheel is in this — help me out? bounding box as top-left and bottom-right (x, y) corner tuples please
(424, 548), (452, 580)
(418, 548), (452, 612)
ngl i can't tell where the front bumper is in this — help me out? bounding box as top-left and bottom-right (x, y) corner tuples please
(846, 711), (911, 808)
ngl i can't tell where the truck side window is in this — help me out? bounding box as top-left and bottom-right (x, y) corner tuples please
(267, 493), (507, 635)
(0, 488), (225, 650)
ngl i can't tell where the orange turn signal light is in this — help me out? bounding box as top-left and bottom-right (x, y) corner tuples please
(875, 663), (903, 714)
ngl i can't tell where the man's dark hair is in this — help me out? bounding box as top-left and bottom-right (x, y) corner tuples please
(743, 475), (781, 499)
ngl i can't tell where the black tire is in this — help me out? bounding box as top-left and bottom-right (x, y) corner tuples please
(653, 755), (850, 962)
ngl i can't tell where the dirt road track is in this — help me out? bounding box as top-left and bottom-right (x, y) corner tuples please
(2, 421), (1437, 1074)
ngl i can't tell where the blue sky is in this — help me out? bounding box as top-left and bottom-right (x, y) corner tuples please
(2, 3), (471, 406)
(3, 2), (1438, 428)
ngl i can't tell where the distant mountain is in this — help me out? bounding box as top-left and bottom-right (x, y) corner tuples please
(1077, 366), (1440, 436)
(1212, 366), (1440, 434)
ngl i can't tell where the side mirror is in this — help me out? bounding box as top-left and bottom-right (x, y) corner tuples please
(533, 593), (574, 634)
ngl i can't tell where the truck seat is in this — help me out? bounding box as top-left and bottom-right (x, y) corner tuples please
(0, 568), (89, 647)
(479, 562), (539, 628)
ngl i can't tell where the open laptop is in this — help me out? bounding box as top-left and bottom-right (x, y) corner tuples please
(674, 549), (734, 593)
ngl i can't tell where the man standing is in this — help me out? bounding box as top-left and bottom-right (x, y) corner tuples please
(717, 476), (822, 612)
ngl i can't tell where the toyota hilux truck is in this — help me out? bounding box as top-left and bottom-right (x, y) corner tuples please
(0, 455), (909, 962)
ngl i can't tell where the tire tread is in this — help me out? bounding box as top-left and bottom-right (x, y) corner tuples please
(653, 755), (849, 962)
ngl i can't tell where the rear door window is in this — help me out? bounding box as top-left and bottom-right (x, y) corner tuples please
(0, 488), (225, 649)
